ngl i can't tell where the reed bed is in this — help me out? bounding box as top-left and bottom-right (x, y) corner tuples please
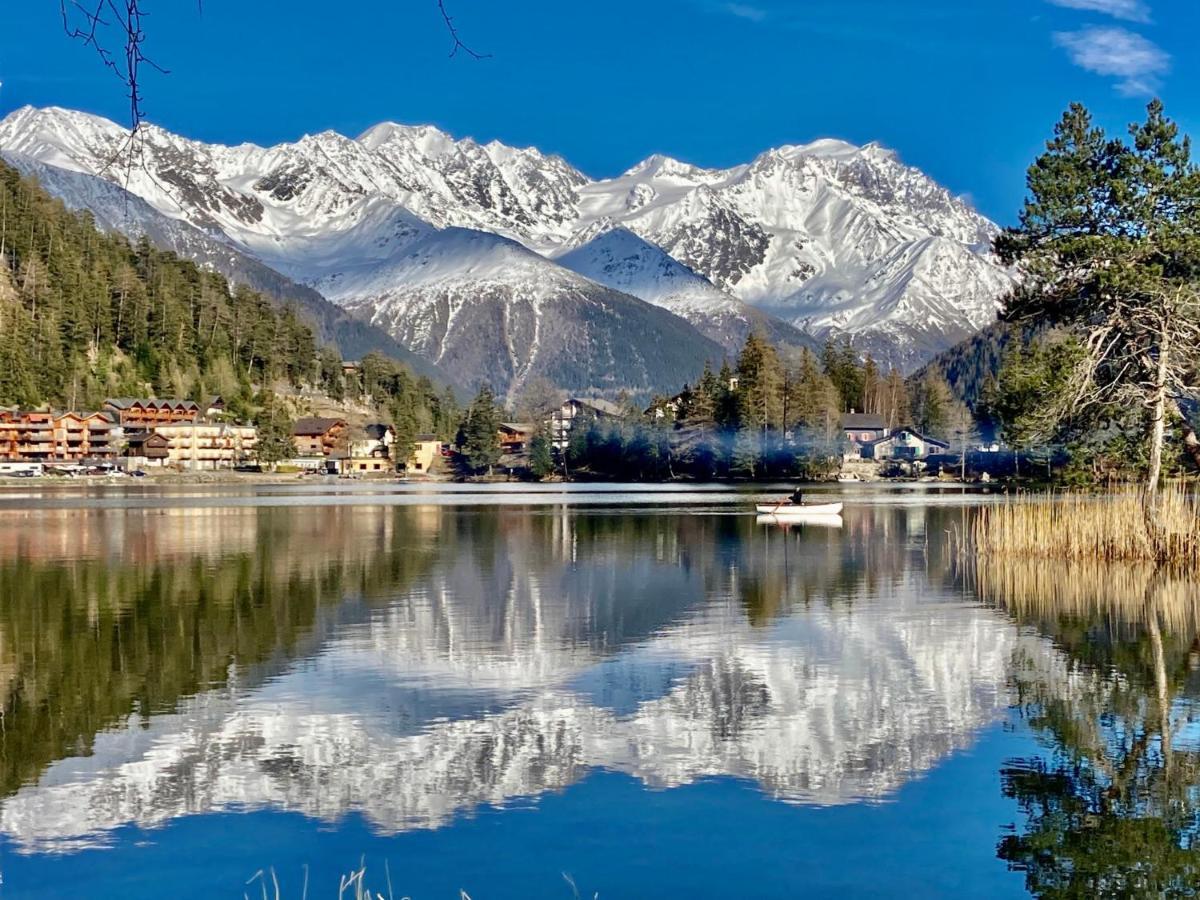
(971, 555), (1200, 634)
(972, 487), (1200, 566)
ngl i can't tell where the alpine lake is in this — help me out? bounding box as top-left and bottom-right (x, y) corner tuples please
(0, 482), (1197, 898)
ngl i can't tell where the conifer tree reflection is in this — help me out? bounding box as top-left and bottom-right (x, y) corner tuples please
(979, 561), (1200, 897)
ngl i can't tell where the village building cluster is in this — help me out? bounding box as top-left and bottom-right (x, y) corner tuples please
(0, 399), (443, 477)
(0, 392), (973, 479)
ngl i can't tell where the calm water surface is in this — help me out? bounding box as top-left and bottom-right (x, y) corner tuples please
(0, 485), (1196, 897)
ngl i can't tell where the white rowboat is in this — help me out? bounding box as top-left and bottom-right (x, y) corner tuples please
(755, 501), (843, 516)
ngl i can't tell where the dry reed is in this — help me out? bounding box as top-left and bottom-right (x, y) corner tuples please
(972, 487), (1200, 566)
(971, 555), (1200, 633)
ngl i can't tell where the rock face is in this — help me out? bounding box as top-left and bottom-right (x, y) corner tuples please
(328, 227), (725, 399)
(0, 106), (1015, 377)
(557, 227), (818, 356)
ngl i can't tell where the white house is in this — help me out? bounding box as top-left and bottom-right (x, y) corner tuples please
(863, 427), (950, 461)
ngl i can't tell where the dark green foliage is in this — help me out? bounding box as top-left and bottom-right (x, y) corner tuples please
(821, 337), (865, 413)
(528, 426), (555, 479)
(996, 100), (1200, 491)
(458, 386), (502, 475)
(0, 161), (319, 408)
(915, 321), (1029, 412)
(253, 391), (295, 467)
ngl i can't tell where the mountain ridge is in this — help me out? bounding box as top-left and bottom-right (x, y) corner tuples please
(0, 105), (1016, 375)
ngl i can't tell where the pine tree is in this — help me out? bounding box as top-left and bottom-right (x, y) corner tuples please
(529, 426), (555, 479)
(254, 392), (295, 468)
(735, 332), (784, 431)
(458, 386), (501, 475)
(996, 100), (1200, 499)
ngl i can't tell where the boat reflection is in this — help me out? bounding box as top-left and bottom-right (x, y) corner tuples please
(755, 513), (844, 529)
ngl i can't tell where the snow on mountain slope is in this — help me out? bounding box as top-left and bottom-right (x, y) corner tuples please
(557, 228), (818, 355)
(0, 150), (454, 386)
(570, 141), (1015, 369)
(0, 106), (1015, 372)
(324, 227), (725, 400)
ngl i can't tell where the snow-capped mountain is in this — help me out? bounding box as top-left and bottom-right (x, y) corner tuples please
(0, 106), (1015, 374)
(557, 228), (818, 355)
(327, 227), (725, 398)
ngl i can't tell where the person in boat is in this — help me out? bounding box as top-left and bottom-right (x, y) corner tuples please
(789, 486), (804, 505)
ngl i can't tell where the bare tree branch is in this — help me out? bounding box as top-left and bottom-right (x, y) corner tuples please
(437, 0), (489, 59)
(63, 0), (487, 135)
(60, 0), (168, 133)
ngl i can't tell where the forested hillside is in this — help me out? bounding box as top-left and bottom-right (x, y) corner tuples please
(911, 321), (1027, 412)
(0, 160), (359, 411)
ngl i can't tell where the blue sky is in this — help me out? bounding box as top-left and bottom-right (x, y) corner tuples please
(0, 0), (1196, 223)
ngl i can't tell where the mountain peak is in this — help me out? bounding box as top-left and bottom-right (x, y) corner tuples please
(621, 153), (712, 181)
(355, 121), (454, 154)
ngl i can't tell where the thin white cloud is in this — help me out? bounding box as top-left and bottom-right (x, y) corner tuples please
(722, 3), (767, 22)
(1047, 0), (1152, 23)
(1054, 26), (1169, 96)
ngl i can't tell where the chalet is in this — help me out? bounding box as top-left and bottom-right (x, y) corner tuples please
(104, 398), (201, 428)
(863, 427), (950, 461)
(407, 434), (442, 474)
(349, 423), (395, 460)
(840, 413), (888, 458)
(152, 423), (258, 470)
(347, 423), (397, 475)
(123, 431), (171, 466)
(498, 423), (535, 454)
(551, 398), (624, 449)
(292, 417), (348, 458)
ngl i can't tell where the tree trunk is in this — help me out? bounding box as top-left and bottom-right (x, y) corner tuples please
(1144, 328), (1171, 554)
(1146, 328), (1171, 497)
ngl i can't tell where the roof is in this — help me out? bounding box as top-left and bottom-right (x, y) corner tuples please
(569, 398), (624, 417)
(125, 430), (169, 445)
(840, 413), (886, 430)
(864, 427), (950, 449)
(105, 398), (200, 411)
(413, 433), (438, 442)
(498, 422), (535, 434)
(292, 417), (346, 436)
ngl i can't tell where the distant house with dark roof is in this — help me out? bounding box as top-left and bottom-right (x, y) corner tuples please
(839, 412), (888, 459)
(123, 430), (171, 465)
(345, 423), (396, 475)
(292, 417), (347, 458)
(498, 423), (535, 454)
(863, 427), (950, 461)
(104, 398), (201, 428)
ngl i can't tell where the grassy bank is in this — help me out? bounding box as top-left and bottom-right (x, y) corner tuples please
(973, 488), (1200, 566)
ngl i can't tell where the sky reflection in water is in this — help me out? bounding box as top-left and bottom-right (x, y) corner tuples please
(0, 488), (1193, 897)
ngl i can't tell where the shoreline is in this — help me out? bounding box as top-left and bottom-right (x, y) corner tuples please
(0, 470), (981, 491)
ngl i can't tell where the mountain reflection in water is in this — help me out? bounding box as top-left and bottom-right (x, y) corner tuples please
(0, 500), (1017, 854)
(1, 495), (1198, 899)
